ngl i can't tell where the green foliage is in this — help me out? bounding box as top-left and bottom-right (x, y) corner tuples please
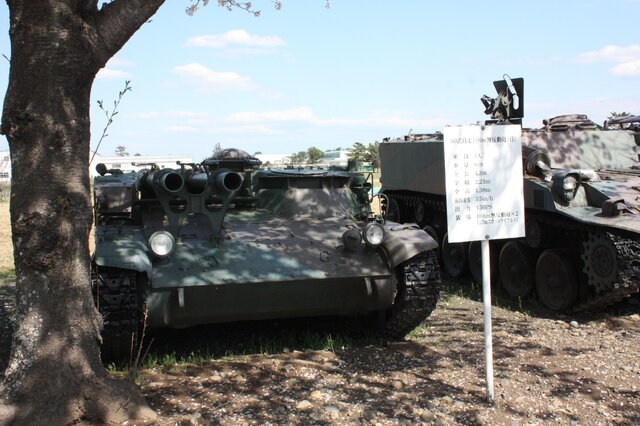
(254, 151), (263, 155)
(290, 150), (308, 165)
(608, 111), (632, 119)
(306, 146), (324, 164)
(0, 268), (16, 282)
(0, 182), (9, 202)
(114, 145), (129, 157)
(348, 141), (380, 171)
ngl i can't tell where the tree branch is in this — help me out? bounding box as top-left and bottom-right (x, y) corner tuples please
(93, 0), (166, 62)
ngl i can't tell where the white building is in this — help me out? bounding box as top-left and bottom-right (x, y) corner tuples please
(0, 151), (195, 181)
(318, 150), (351, 168)
(90, 153), (193, 176)
(0, 150), (10, 182)
(255, 154), (291, 168)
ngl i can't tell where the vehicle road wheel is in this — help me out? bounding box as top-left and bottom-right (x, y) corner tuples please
(414, 202), (425, 225)
(467, 241), (483, 284)
(382, 251), (441, 339)
(499, 241), (535, 297)
(441, 233), (468, 278)
(535, 249), (578, 311)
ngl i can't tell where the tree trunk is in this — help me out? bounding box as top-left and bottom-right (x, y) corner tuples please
(0, 1), (163, 424)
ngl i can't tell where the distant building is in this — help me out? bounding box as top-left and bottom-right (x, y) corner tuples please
(255, 154), (291, 168)
(0, 150), (10, 182)
(90, 153), (193, 176)
(318, 150), (351, 168)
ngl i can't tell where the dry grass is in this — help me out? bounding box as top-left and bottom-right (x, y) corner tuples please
(0, 201), (12, 271)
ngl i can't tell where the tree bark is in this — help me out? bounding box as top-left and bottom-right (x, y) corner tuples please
(0, 1), (164, 424)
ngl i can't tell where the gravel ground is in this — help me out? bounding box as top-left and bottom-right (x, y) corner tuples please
(138, 292), (640, 425)
(1, 278), (639, 424)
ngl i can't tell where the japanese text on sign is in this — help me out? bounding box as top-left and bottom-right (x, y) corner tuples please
(444, 125), (525, 243)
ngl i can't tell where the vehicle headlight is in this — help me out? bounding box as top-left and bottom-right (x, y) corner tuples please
(148, 231), (175, 257)
(562, 175), (578, 191)
(363, 223), (385, 247)
(554, 173), (580, 203)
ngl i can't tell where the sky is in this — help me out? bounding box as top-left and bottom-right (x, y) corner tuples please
(0, 0), (639, 161)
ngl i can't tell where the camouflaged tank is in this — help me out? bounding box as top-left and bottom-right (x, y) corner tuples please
(378, 77), (640, 312)
(92, 148), (440, 360)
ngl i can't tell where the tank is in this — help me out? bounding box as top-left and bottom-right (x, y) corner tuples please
(378, 77), (640, 312)
(92, 148), (440, 360)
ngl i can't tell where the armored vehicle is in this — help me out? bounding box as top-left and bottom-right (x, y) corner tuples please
(92, 149), (440, 360)
(379, 77), (640, 311)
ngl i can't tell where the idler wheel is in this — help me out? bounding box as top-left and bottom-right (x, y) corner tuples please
(535, 249), (578, 311)
(581, 232), (618, 294)
(499, 240), (535, 297)
(441, 233), (468, 278)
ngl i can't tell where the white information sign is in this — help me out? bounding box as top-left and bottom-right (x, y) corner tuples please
(443, 124), (525, 243)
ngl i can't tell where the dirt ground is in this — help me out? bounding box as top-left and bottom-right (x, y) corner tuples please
(1, 200), (640, 424)
(135, 292), (640, 425)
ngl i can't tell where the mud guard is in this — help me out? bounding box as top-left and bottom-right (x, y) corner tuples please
(93, 230), (152, 274)
(381, 223), (438, 269)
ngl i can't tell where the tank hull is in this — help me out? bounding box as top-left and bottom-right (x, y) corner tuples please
(379, 123), (640, 312)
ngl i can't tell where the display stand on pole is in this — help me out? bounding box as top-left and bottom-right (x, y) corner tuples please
(443, 124), (525, 401)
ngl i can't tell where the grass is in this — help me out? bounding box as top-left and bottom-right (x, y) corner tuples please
(445, 276), (549, 317)
(103, 320), (361, 374)
(0, 200), (12, 272)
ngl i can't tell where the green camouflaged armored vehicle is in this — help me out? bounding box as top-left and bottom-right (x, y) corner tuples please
(379, 77), (640, 312)
(92, 149), (440, 360)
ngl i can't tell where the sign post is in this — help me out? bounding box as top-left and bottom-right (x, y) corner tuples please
(443, 124), (525, 401)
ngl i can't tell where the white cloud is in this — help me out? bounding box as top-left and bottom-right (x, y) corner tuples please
(96, 68), (132, 80)
(127, 111), (209, 119)
(172, 63), (255, 93)
(573, 45), (640, 78)
(165, 126), (198, 132)
(106, 57), (135, 68)
(573, 45), (640, 63)
(186, 30), (285, 48)
(226, 107), (317, 123)
(224, 107), (449, 129)
(216, 125), (283, 135)
(610, 60), (640, 77)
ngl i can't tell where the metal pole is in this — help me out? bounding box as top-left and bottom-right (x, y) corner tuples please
(482, 238), (494, 402)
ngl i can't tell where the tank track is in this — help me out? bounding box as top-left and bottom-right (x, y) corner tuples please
(573, 232), (640, 312)
(385, 190), (640, 312)
(91, 265), (144, 363)
(383, 251), (441, 339)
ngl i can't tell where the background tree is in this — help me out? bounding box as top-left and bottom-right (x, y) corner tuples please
(347, 141), (379, 170)
(115, 145), (130, 156)
(606, 111), (636, 130)
(254, 151), (263, 155)
(290, 150), (309, 165)
(213, 141), (224, 155)
(306, 146), (324, 164)
(0, 1), (298, 424)
(348, 142), (368, 167)
(366, 141), (380, 172)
